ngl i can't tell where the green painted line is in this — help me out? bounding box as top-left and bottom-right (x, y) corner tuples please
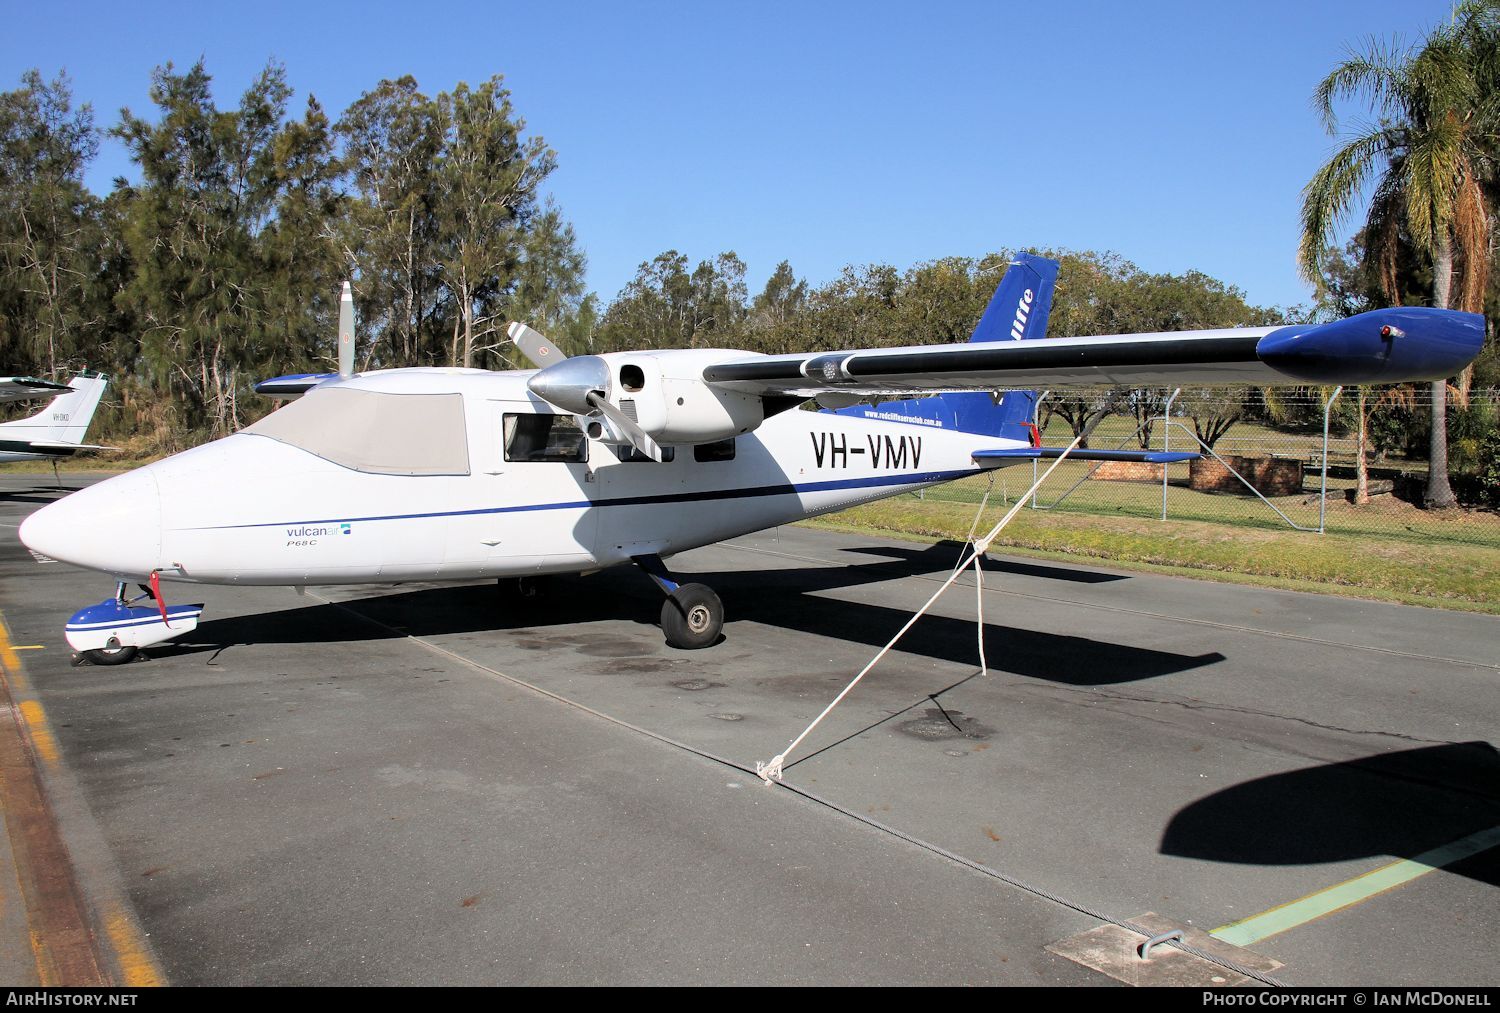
(1211, 824), (1500, 948)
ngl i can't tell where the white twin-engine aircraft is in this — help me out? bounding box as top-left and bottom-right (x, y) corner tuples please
(19, 255), (1484, 664)
(0, 371), (109, 465)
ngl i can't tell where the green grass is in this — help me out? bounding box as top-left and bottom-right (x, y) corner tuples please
(914, 463), (1498, 549)
(808, 485), (1500, 613)
(1040, 412), (1429, 476)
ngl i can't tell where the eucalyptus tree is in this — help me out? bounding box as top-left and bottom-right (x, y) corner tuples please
(339, 76), (583, 370)
(686, 252), (747, 346)
(436, 77), (557, 368)
(115, 60), (282, 437)
(336, 77), (445, 369)
(503, 202), (590, 359)
(0, 71), (103, 378)
(252, 95), (346, 386)
(598, 251), (746, 351)
(796, 262), (902, 352)
(1299, 0), (1500, 508)
(598, 250), (694, 350)
(742, 260), (806, 354)
(895, 256), (992, 345)
(115, 60), (344, 437)
(752, 261), (808, 326)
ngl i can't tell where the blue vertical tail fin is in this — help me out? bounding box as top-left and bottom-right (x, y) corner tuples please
(827, 252), (1058, 440)
(968, 253), (1058, 345)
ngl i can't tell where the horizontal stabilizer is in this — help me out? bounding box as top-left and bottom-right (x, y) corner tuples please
(0, 377), (72, 404)
(973, 448), (1200, 465)
(25, 440), (113, 451)
(254, 373), (339, 399)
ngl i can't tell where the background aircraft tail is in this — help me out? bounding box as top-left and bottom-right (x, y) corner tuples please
(0, 371), (108, 444)
(827, 253), (1059, 441)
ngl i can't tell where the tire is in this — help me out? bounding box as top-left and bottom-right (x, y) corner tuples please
(498, 575), (551, 601)
(82, 644), (138, 666)
(660, 583), (724, 650)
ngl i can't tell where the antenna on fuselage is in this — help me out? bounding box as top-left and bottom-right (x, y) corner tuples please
(338, 281), (355, 378)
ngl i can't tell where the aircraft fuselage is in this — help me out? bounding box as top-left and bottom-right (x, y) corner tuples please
(20, 367), (1011, 587)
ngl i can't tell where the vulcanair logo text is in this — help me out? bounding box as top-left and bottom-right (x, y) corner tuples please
(1009, 289), (1034, 341)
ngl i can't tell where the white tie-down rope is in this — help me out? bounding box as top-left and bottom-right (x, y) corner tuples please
(955, 472), (995, 575)
(956, 472), (996, 676)
(756, 433), (1085, 784)
(973, 544), (987, 676)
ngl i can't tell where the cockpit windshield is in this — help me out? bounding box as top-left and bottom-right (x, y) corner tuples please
(244, 387), (471, 476)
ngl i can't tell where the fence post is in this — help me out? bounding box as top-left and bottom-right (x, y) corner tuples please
(1320, 386), (1342, 534)
(1030, 390), (1050, 509)
(1162, 387), (1181, 522)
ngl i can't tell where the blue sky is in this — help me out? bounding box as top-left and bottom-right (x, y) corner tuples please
(2, 0), (1461, 315)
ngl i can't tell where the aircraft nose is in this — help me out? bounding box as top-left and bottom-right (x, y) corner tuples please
(20, 470), (163, 578)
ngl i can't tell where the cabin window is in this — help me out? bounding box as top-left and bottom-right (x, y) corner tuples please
(503, 413), (588, 463)
(244, 387), (470, 476)
(693, 438), (736, 463)
(613, 445), (674, 463)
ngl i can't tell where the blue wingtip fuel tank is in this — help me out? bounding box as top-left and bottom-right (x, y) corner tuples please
(1256, 307), (1485, 385)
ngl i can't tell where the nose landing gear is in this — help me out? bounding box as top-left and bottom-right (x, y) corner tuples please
(65, 580), (203, 666)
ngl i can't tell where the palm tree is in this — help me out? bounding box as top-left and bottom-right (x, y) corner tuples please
(1299, 1), (1500, 509)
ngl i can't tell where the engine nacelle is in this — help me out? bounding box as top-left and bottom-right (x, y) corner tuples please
(599, 349), (764, 445)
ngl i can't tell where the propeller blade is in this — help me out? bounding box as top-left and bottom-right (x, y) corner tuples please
(338, 281), (355, 378)
(509, 322), (567, 369)
(586, 391), (664, 462)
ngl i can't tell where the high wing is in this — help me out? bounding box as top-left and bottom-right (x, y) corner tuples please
(699, 307), (1484, 397)
(254, 372), (340, 399)
(0, 376), (73, 404)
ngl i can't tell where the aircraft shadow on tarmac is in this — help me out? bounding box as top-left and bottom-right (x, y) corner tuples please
(0, 484), (82, 505)
(166, 540), (1221, 686)
(837, 543), (1131, 584)
(1160, 741), (1500, 887)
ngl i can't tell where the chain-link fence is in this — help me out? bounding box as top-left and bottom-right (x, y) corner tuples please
(916, 386), (1500, 549)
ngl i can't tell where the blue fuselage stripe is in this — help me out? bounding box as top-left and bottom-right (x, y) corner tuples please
(68, 612), (202, 631)
(184, 469), (976, 532)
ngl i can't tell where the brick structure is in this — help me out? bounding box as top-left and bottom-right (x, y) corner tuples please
(1090, 461), (1165, 483)
(1189, 455), (1304, 496)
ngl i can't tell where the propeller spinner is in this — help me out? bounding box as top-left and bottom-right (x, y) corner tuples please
(521, 337), (665, 462)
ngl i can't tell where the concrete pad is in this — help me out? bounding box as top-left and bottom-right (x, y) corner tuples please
(2, 474), (1496, 985)
(1047, 912), (1282, 987)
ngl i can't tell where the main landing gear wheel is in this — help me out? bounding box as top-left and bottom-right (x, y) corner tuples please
(497, 575), (552, 602)
(660, 583), (723, 650)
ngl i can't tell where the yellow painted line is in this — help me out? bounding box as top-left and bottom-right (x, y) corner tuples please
(0, 610), (166, 986)
(0, 618), (20, 676)
(15, 701), (58, 767)
(1212, 825), (1500, 947)
(103, 903), (163, 987)
(29, 930), (52, 986)
(11, 646), (44, 652)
